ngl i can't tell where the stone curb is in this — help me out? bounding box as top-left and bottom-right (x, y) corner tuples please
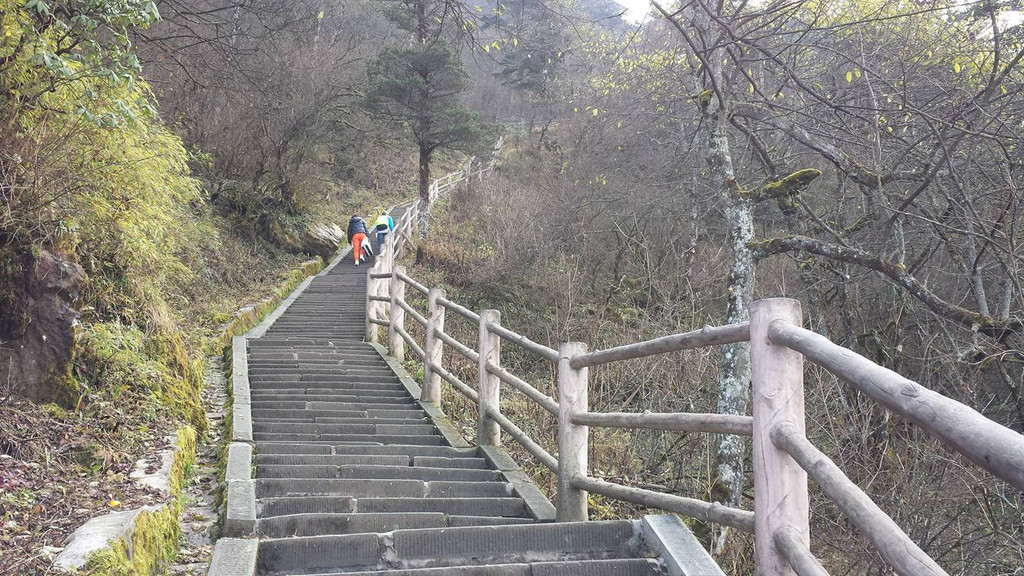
(223, 479), (257, 537)
(478, 445), (556, 521)
(225, 443), (252, 482)
(208, 538), (258, 576)
(52, 428), (195, 572)
(230, 336), (252, 443)
(642, 515), (725, 576)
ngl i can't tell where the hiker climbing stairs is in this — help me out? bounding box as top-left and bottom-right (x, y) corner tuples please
(210, 247), (714, 575)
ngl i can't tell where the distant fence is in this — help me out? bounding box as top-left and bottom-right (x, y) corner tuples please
(364, 151), (1024, 576)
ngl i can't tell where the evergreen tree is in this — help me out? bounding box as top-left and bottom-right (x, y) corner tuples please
(364, 0), (488, 259)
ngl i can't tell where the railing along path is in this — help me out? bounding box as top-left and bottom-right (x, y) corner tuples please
(365, 155), (1024, 576)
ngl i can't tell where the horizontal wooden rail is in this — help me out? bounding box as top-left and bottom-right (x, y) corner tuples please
(397, 272), (429, 295)
(429, 361), (479, 403)
(773, 527), (829, 576)
(394, 325), (425, 360)
(435, 327), (480, 363)
(771, 422), (947, 576)
(487, 323), (559, 362)
(770, 321), (1024, 491)
(368, 318), (389, 327)
(569, 322), (750, 369)
(571, 412), (753, 436)
(368, 295), (390, 303)
(396, 298), (428, 327)
(485, 361), (558, 415)
(571, 475), (755, 532)
(483, 405), (559, 471)
(370, 272), (393, 280)
(437, 296), (481, 323)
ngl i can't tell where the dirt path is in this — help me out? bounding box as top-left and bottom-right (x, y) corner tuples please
(169, 356), (227, 575)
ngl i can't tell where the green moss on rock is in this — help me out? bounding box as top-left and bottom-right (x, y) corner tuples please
(762, 168), (822, 198)
(84, 426), (196, 576)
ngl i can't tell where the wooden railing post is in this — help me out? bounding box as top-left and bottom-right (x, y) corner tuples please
(389, 265), (406, 361)
(477, 310), (501, 446)
(421, 287), (446, 404)
(751, 298), (807, 576)
(364, 267), (379, 344)
(557, 341), (589, 522)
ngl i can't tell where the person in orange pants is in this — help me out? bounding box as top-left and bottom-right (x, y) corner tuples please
(347, 213), (370, 266)
(352, 232), (368, 265)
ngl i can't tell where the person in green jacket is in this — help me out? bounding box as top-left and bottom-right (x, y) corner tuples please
(374, 211), (395, 251)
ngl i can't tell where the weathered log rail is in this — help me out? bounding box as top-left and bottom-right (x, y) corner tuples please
(361, 157), (1024, 576)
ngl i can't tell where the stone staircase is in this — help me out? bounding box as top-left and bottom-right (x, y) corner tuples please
(209, 247), (723, 576)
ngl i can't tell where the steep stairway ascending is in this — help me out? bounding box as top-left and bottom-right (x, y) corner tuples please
(215, 249), (721, 576)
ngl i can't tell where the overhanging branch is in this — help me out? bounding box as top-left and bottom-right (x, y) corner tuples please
(751, 235), (1021, 338)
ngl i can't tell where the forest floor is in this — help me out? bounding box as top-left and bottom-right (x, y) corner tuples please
(0, 398), (170, 574)
(168, 355), (227, 575)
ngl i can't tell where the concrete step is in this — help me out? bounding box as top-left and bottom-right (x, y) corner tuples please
(254, 454), (482, 467)
(251, 402), (422, 413)
(257, 513), (536, 538)
(254, 479), (513, 498)
(255, 478), (427, 499)
(258, 512), (446, 538)
(256, 520), (640, 574)
(301, 559), (665, 576)
(256, 417), (428, 426)
(257, 496), (526, 518)
(256, 454), (414, 467)
(256, 464), (501, 482)
(248, 362), (392, 372)
(247, 356), (390, 364)
(250, 396), (416, 407)
(447, 515), (536, 527)
(249, 372), (396, 382)
(329, 444), (477, 457)
(249, 383), (402, 393)
(251, 433), (443, 445)
(251, 409), (428, 420)
(253, 422), (437, 436)
(250, 388), (408, 399)
(247, 338), (367, 348)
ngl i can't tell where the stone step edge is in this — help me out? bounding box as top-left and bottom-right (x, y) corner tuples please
(208, 516), (720, 576)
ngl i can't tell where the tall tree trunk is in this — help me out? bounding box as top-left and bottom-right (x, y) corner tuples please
(414, 0), (429, 264)
(416, 144), (430, 263)
(708, 112), (754, 513)
(686, 16), (756, 524)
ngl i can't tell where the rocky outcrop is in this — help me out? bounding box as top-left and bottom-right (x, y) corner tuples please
(0, 248), (87, 405)
(301, 223), (345, 259)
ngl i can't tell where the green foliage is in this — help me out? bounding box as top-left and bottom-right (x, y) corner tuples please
(0, 0), (158, 127)
(76, 321), (206, 432)
(365, 43), (489, 156)
(0, 0), (211, 429)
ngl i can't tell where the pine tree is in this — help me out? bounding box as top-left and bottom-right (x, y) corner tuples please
(364, 0), (488, 260)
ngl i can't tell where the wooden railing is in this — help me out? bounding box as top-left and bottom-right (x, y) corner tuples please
(364, 259), (1024, 574)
